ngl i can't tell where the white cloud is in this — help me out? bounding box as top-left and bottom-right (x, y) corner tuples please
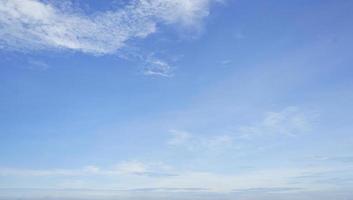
(203, 134), (234, 147)
(143, 58), (173, 77)
(239, 107), (317, 138)
(115, 161), (175, 177)
(114, 161), (148, 175)
(0, 161), (174, 178)
(0, 0), (217, 54)
(0, 167), (81, 177)
(83, 165), (100, 173)
(166, 107), (316, 152)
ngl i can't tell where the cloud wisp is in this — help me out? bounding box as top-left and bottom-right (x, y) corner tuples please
(0, 0), (217, 54)
(238, 107), (317, 139)
(0, 161), (175, 178)
(0, 164), (333, 193)
(143, 58), (174, 77)
(167, 129), (235, 151)
(166, 107), (317, 152)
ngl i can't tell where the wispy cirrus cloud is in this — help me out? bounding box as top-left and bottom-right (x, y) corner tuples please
(308, 155), (353, 163)
(167, 129), (234, 151)
(0, 0), (218, 54)
(143, 58), (174, 77)
(232, 187), (303, 194)
(0, 164), (331, 193)
(0, 161), (175, 177)
(238, 107), (318, 138)
(114, 161), (176, 177)
(27, 59), (50, 71)
(167, 107), (316, 150)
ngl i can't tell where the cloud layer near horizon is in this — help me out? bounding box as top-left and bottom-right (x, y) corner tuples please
(0, 0), (216, 54)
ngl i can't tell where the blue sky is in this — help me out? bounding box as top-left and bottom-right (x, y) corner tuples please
(1, 0), (353, 199)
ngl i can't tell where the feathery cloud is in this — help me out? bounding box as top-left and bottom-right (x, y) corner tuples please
(143, 58), (174, 77)
(239, 107), (317, 138)
(0, 0), (217, 54)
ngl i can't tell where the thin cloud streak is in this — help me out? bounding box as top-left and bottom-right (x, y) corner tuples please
(0, 161), (175, 177)
(167, 129), (235, 151)
(0, 165), (332, 192)
(238, 107), (318, 139)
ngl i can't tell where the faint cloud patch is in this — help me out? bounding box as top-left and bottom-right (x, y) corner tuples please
(0, 165), (334, 193)
(113, 160), (176, 177)
(114, 161), (148, 175)
(167, 130), (235, 151)
(239, 107), (318, 138)
(27, 59), (50, 71)
(126, 187), (210, 192)
(167, 130), (192, 145)
(0, 161), (176, 178)
(308, 155), (353, 163)
(232, 187), (303, 194)
(220, 59), (232, 66)
(143, 58), (174, 77)
(233, 32), (246, 40)
(116, 48), (174, 77)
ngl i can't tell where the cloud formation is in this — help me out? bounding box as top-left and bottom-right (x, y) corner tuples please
(0, 0), (216, 54)
(143, 58), (174, 77)
(167, 129), (234, 151)
(239, 107), (317, 138)
(0, 164), (329, 192)
(0, 161), (175, 178)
